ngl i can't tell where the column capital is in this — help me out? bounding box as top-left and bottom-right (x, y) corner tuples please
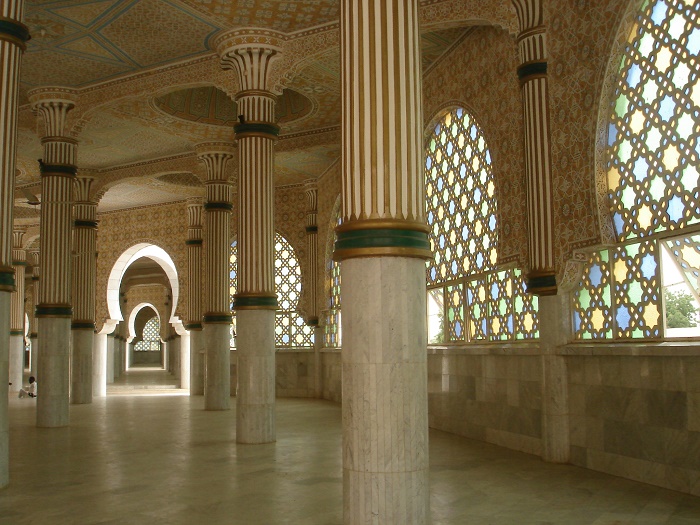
(0, 16), (30, 50)
(28, 88), (78, 137)
(12, 227), (26, 250)
(213, 28), (284, 92)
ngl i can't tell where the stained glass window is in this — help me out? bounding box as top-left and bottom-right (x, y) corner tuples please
(135, 316), (160, 352)
(425, 107), (538, 343)
(229, 234), (314, 348)
(574, 0), (700, 339)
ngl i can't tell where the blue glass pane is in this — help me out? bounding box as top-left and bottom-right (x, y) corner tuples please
(451, 260), (458, 274)
(455, 321), (462, 338)
(491, 282), (499, 299)
(456, 108), (463, 118)
(481, 319), (487, 334)
(470, 126), (477, 140)
(616, 305), (631, 331)
(489, 215), (496, 230)
(613, 212), (625, 235)
(589, 263), (603, 288)
(633, 157), (649, 181)
(667, 195), (684, 223)
(426, 157), (432, 169)
(659, 96), (675, 121)
(574, 312), (581, 331)
(427, 211), (434, 225)
(641, 252), (657, 279)
(507, 316), (514, 333)
(474, 187), (482, 203)
(626, 64), (642, 89)
(476, 252), (484, 269)
(651, 1), (668, 25)
(608, 123), (618, 146)
(430, 268), (437, 280)
(688, 28), (700, 55)
(447, 142), (454, 155)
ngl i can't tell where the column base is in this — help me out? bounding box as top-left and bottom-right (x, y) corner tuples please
(236, 309), (275, 444)
(93, 333), (107, 397)
(189, 330), (204, 395)
(0, 292), (11, 487)
(204, 322), (230, 410)
(71, 329), (93, 405)
(37, 316), (71, 428)
(9, 335), (24, 393)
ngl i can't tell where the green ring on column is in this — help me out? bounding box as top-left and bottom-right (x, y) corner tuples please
(39, 163), (77, 177)
(12, 261), (27, 266)
(305, 225), (318, 233)
(74, 219), (98, 229)
(233, 294), (278, 310)
(517, 60), (548, 82)
(203, 202), (233, 211)
(184, 322), (203, 330)
(36, 305), (73, 318)
(185, 239), (203, 246)
(0, 267), (15, 291)
(334, 226), (432, 261)
(306, 317), (319, 327)
(71, 321), (95, 330)
(234, 122), (280, 138)
(9, 329), (23, 336)
(0, 18), (30, 46)
(203, 314), (233, 323)
(526, 272), (557, 296)
(32, 276), (39, 281)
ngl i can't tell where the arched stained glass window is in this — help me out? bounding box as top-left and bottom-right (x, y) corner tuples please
(425, 107), (538, 343)
(135, 316), (160, 352)
(324, 205), (342, 348)
(574, 0), (700, 339)
(229, 233), (314, 348)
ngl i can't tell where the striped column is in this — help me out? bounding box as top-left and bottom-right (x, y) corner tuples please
(9, 229), (26, 392)
(0, 0), (29, 488)
(513, 0), (557, 295)
(29, 89), (78, 428)
(196, 144), (234, 411)
(215, 29), (282, 444)
(338, 2), (430, 522)
(27, 249), (38, 377)
(71, 175), (96, 404)
(304, 180), (319, 326)
(185, 198), (204, 395)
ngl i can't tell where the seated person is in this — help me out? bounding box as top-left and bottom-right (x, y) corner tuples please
(18, 376), (37, 398)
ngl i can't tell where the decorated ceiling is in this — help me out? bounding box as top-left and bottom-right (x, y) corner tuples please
(14, 0), (517, 217)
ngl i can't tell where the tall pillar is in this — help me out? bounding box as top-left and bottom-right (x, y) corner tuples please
(185, 198), (204, 394)
(336, 1), (431, 522)
(71, 175), (96, 404)
(27, 250), (39, 378)
(513, 0), (556, 295)
(512, 0), (570, 462)
(196, 143), (235, 411)
(106, 334), (114, 383)
(0, 0), (29, 487)
(29, 89), (78, 428)
(93, 333), (107, 397)
(9, 229), (26, 392)
(304, 180), (322, 397)
(215, 29), (283, 443)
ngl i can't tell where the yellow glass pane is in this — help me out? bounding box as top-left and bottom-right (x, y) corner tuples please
(523, 313), (533, 331)
(655, 46), (672, 72)
(591, 309), (605, 330)
(614, 258), (628, 282)
(492, 317), (501, 333)
(608, 167), (621, 190)
(681, 246), (700, 268)
(643, 303), (659, 325)
(629, 109), (645, 135)
(637, 204), (653, 229)
(663, 144), (680, 171)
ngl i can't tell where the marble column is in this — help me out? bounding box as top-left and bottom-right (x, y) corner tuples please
(304, 180), (322, 397)
(196, 143), (235, 411)
(336, 1), (431, 522)
(93, 333), (107, 397)
(513, 0), (557, 295)
(185, 198), (204, 395)
(215, 29), (283, 443)
(27, 250), (39, 377)
(0, 0), (29, 487)
(71, 175), (96, 404)
(30, 88), (78, 428)
(9, 229), (26, 392)
(106, 334), (114, 383)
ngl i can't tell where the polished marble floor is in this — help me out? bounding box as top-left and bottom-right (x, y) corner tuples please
(3, 367), (700, 524)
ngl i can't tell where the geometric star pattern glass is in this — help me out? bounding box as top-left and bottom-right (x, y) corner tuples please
(230, 233), (314, 348)
(425, 107), (538, 342)
(135, 315), (160, 352)
(324, 210), (342, 348)
(575, 0), (699, 339)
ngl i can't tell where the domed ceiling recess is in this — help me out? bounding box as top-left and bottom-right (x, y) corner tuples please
(153, 87), (313, 127)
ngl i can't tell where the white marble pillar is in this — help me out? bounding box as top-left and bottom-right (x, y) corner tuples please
(71, 176), (97, 404)
(0, 293), (10, 487)
(106, 334), (114, 383)
(337, 1), (431, 522)
(9, 229), (26, 392)
(178, 329), (191, 390)
(30, 89), (79, 428)
(93, 333), (107, 397)
(28, 250), (39, 378)
(196, 144), (235, 411)
(214, 28), (283, 443)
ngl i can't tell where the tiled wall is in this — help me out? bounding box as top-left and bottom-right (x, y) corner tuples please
(427, 348), (543, 456)
(320, 350), (341, 403)
(567, 350), (700, 496)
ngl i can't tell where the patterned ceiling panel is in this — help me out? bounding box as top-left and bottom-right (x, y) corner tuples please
(421, 28), (471, 71)
(98, 179), (199, 212)
(274, 143), (340, 186)
(179, 0), (339, 32)
(22, 0), (223, 95)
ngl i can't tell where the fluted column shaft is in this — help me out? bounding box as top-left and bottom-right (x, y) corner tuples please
(215, 29), (283, 444)
(30, 91), (78, 428)
(71, 176), (96, 404)
(186, 199), (204, 395)
(0, 0), (29, 488)
(9, 230), (25, 392)
(513, 0), (556, 295)
(338, 1), (430, 523)
(304, 180), (319, 325)
(198, 146), (234, 411)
